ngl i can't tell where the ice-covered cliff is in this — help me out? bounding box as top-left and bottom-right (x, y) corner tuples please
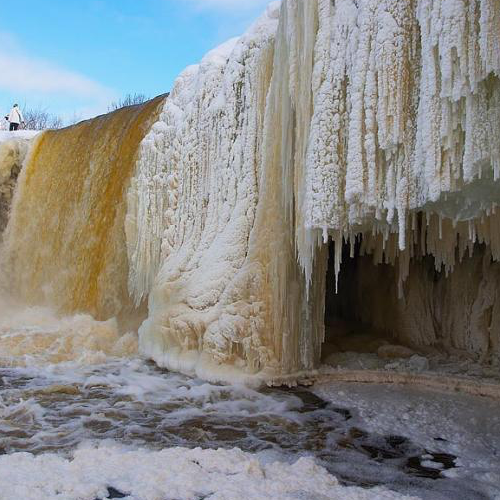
(128, 0), (500, 381)
(1, 0), (499, 381)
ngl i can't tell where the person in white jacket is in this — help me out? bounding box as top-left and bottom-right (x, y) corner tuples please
(4, 104), (24, 131)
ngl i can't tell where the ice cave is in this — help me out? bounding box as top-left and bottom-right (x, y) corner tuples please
(0, 0), (499, 499)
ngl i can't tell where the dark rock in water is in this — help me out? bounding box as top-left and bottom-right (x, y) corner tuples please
(106, 487), (128, 499)
(406, 456), (442, 479)
(405, 451), (456, 479)
(431, 452), (456, 469)
(333, 407), (352, 420)
(94, 486), (129, 499)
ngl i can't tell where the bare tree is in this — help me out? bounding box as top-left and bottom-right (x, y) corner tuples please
(22, 107), (63, 130)
(108, 93), (149, 111)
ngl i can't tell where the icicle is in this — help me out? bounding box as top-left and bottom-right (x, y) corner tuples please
(334, 235), (342, 293)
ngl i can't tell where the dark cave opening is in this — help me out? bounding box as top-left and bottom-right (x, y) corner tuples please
(321, 235), (500, 366)
(322, 239), (395, 360)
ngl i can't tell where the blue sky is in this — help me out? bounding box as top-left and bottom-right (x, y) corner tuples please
(0, 0), (272, 123)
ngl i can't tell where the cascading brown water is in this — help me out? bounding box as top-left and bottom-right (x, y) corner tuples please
(1, 96), (166, 323)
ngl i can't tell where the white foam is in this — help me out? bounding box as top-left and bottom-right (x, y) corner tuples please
(0, 441), (420, 500)
(0, 297), (137, 367)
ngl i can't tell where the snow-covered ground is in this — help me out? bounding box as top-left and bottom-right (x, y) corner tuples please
(314, 381), (500, 500)
(0, 130), (40, 143)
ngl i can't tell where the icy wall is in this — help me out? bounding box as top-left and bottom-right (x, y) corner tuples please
(1, 0), (499, 381)
(128, 0), (500, 380)
(300, 0), (500, 289)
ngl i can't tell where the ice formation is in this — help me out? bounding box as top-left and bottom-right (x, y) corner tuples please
(129, 0), (500, 380)
(0, 0), (499, 380)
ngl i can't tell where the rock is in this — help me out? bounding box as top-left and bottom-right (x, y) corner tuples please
(106, 487), (128, 499)
(407, 354), (429, 372)
(377, 344), (415, 359)
(325, 351), (385, 370)
(336, 335), (388, 354)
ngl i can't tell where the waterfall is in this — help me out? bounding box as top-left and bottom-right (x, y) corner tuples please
(1, 96), (165, 324)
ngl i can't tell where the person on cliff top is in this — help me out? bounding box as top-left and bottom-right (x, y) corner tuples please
(4, 104), (24, 131)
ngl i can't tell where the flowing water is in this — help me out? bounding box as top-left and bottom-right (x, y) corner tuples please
(1, 356), (497, 500)
(1, 96), (165, 322)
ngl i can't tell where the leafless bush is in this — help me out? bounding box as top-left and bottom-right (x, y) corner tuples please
(108, 93), (149, 111)
(22, 107), (63, 130)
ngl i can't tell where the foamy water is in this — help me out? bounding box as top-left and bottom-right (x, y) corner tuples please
(0, 303), (497, 499)
(0, 356), (498, 500)
(0, 301), (137, 367)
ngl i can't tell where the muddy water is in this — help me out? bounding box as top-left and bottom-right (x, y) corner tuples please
(1, 358), (494, 500)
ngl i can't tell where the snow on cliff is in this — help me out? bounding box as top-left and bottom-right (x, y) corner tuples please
(125, 0), (500, 381)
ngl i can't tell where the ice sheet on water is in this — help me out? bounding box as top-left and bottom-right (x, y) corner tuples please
(314, 381), (500, 500)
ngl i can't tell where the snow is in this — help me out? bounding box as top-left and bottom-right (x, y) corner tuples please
(0, 130), (40, 143)
(0, 442), (419, 500)
(314, 381), (500, 500)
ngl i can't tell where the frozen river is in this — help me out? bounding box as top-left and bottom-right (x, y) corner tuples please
(0, 358), (498, 499)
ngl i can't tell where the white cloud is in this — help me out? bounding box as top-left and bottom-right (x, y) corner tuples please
(0, 36), (116, 106)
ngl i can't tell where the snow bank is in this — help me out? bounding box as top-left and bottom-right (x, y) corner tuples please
(0, 442), (419, 500)
(0, 130), (40, 143)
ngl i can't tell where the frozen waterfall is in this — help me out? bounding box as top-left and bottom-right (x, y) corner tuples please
(0, 0), (499, 382)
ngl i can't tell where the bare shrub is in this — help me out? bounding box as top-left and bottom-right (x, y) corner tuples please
(22, 107), (63, 130)
(108, 93), (149, 111)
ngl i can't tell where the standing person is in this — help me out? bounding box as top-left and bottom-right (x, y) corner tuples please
(5, 104), (24, 131)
